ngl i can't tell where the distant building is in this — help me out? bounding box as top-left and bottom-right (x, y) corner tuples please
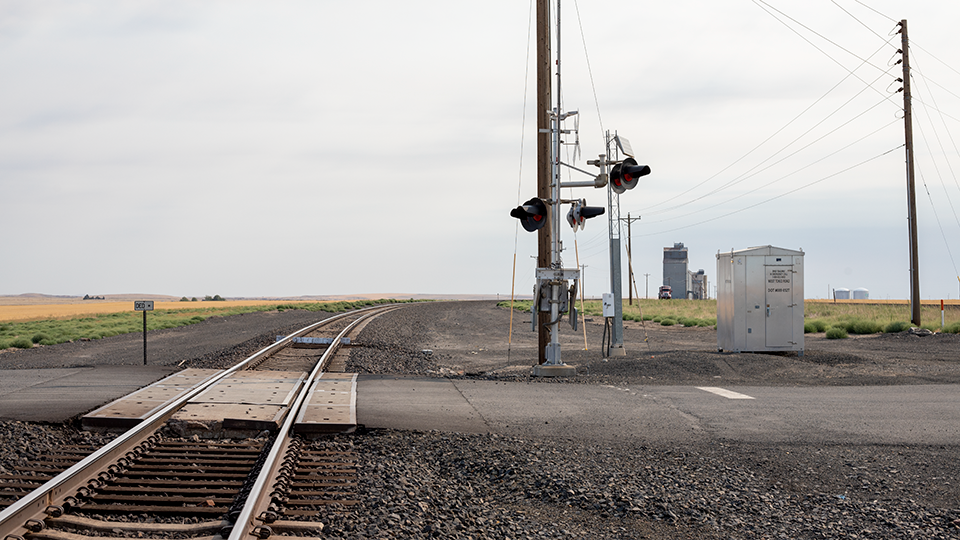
(663, 243), (689, 299)
(689, 269), (709, 299)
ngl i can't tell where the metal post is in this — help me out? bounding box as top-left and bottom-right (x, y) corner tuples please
(606, 131), (626, 356)
(142, 311), (147, 366)
(551, 0), (563, 364)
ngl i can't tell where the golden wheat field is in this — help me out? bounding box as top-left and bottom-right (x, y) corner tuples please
(0, 300), (317, 322)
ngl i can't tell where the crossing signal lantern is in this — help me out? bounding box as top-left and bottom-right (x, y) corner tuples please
(510, 197), (548, 232)
(566, 199), (605, 231)
(609, 157), (651, 194)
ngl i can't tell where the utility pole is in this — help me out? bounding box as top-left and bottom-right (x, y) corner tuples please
(900, 19), (921, 326)
(620, 213), (641, 305)
(536, 0), (552, 363)
(513, 1), (647, 365)
(644, 273), (651, 299)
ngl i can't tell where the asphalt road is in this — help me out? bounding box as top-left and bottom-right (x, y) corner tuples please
(357, 376), (960, 446)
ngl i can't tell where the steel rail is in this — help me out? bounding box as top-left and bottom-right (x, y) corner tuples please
(227, 307), (395, 540)
(0, 304), (393, 540)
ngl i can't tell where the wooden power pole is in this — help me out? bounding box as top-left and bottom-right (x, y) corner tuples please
(620, 213), (641, 305)
(536, 0), (552, 363)
(901, 19), (921, 326)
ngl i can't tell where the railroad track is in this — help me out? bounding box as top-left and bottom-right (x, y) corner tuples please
(0, 304), (398, 540)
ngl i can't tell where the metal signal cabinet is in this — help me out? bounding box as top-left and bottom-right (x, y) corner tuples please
(716, 246), (804, 355)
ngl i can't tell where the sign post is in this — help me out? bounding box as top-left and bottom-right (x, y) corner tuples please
(134, 301), (154, 365)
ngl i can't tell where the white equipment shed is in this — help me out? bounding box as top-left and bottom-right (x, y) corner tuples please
(716, 245), (804, 355)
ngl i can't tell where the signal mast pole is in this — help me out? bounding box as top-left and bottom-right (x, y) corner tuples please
(606, 131), (625, 355)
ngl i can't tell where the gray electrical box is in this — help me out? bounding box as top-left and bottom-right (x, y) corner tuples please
(716, 245), (804, 355)
(602, 293), (615, 317)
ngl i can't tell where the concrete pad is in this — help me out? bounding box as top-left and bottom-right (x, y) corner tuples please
(82, 369), (223, 430)
(295, 373), (357, 434)
(167, 370), (308, 437)
(356, 376), (489, 433)
(0, 366), (178, 423)
(532, 364), (577, 377)
(172, 402), (289, 431)
(190, 370), (306, 406)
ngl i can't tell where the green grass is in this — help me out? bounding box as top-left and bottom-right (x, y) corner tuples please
(500, 298), (960, 334)
(500, 299), (717, 327)
(806, 302), (955, 333)
(0, 299), (415, 349)
(9, 337), (33, 349)
(884, 321), (911, 333)
(826, 326), (848, 339)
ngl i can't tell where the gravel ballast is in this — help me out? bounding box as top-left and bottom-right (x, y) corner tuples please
(2, 300), (959, 539)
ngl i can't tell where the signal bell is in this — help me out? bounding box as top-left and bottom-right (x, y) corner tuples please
(566, 199), (604, 231)
(610, 157), (651, 194)
(510, 197), (548, 232)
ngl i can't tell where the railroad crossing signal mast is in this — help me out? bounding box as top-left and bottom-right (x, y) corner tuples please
(602, 133), (649, 356)
(510, 0), (650, 374)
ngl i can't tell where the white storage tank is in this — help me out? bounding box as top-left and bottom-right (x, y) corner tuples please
(716, 245), (804, 354)
(853, 288), (869, 300)
(835, 288), (851, 300)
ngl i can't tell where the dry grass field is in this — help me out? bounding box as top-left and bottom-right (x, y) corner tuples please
(0, 297), (411, 349)
(0, 299), (318, 323)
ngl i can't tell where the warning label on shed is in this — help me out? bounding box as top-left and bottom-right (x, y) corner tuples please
(766, 268), (792, 294)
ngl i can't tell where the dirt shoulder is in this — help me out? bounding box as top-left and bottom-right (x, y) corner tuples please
(383, 300), (960, 387)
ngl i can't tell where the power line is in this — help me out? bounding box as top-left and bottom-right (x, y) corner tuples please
(639, 36), (897, 216)
(643, 117), (899, 226)
(638, 67), (857, 213)
(571, 0), (604, 144)
(853, 0), (897, 24)
(754, 0), (894, 78)
(831, 0), (890, 44)
(917, 164), (960, 280)
(911, 55), (960, 230)
(912, 61), (960, 198)
(639, 5), (898, 217)
(850, 0), (960, 80)
(645, 92), (898, 221)
(638, 145), (903, 237)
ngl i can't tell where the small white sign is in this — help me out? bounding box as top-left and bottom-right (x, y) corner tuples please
(134, 301), (154, 311)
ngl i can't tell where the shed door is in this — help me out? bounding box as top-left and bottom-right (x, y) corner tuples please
(765, 265), (795, 347)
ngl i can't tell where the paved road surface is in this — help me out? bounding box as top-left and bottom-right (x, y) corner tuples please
(357, 376), (960, 446)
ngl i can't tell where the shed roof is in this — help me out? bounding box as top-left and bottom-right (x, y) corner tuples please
(716, 245), (804, 258)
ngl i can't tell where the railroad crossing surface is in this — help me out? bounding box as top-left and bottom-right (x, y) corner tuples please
(0, 365), (177, 423)
(1, 367), (959, 446)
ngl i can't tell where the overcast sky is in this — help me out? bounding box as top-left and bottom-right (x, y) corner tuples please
(2, 1), (959, 302)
